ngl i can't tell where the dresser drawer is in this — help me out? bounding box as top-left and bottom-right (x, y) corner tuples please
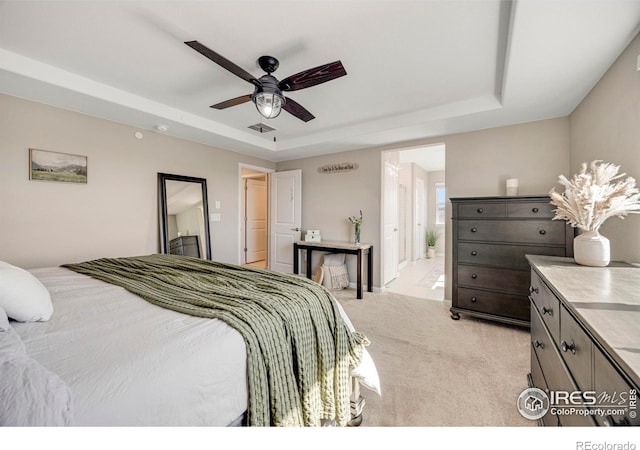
(531, 306), (595, 426)
(559, 305), (593, 391)
(529, 271), (560, 344)
(458, 265), (530, 294)
(457, 202), (506, 218)
(593, 348), (640, 426)
(457, 220), (567, 245)
(530, 308), (559, 426)
(458, 242), (567, 270)
(530, 346), (560, 426)
(508, 201), (555, 219)
(457, 287), (529, 320)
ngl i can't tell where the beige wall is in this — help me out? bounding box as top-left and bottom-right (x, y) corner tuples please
(276, 149), (382, 287)
(0, 94), (275, 268)
(569, 32), (640, 264)
(276, 118), (570, 294)
(442, 118), (571, 298)
(3, 32), (636, 290)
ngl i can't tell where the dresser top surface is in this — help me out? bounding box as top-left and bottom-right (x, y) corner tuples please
(527, 255), (640, 386)
(450, 195), (550, 202)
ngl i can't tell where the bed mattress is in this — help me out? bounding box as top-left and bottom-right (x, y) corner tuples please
(13, 267), (248, 426)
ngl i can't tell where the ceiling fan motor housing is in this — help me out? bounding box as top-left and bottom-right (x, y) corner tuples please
(252, 74), (286, 105)
(258, 55), (279, 74)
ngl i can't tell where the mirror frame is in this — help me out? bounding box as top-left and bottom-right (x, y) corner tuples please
(158, 172), (212, 260)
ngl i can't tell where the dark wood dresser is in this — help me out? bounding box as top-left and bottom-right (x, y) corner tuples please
(450, 196), (573, 327)
(170, 235), (200, 258)
(527, 255), (640, 426)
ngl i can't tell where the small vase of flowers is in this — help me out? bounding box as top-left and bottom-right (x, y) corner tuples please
(549, 160), (640, 266)
(348, 210), (363, 243)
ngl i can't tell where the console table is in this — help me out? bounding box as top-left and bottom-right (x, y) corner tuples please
(293, 241), (373, 299)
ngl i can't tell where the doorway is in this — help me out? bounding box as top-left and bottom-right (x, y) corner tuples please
(239, 165), (302, 273)
(240, 165), (271, 269)
(381, 144), (446, 300)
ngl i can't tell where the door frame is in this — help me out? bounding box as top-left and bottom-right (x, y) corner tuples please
(381, 150), (400, 286)
(238, 163), (274, 266)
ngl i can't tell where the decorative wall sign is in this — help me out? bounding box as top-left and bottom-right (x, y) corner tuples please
(317, 162), (359, 174)
(29, 148), (87, 184)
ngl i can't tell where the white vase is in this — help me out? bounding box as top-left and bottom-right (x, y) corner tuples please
(573, 230), (610, 267)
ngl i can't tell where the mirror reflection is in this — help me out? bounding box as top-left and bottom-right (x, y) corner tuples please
(158, 173), (211, 260)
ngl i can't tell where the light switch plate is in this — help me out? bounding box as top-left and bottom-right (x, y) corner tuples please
(211, 213), (221, 222)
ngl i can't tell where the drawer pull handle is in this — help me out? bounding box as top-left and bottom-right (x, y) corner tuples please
(529, 286), (539, 294)
(471, 227), (477, 233)
(539, 229), (546, 235)
(471, 251), (478, 256)
(532, 207), (539, 213)
(541, 306), (552, 315)
(533, 340), (544, 349)
(561, 340), (576, 354)
(470, 297), (477, 303)
(471, 274), (478, 279)
(477, 208), (483, 213)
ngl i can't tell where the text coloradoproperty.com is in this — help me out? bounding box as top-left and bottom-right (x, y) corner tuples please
(551, 407), (627, 417)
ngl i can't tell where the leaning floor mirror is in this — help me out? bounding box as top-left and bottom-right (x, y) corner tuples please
(158, 173), (212, 260)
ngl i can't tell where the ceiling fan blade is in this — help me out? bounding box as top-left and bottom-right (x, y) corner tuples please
(185, 41), (258, 85)
(279, 61), (347, 92)
(282, 98), (315, 122)
(210, 94), (252, 109)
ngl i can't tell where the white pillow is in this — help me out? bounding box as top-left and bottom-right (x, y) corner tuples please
(0, 352), (75, 426)
(0, 262), (53, 322)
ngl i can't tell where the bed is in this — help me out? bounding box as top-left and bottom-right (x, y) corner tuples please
(0, 255), (380, 427)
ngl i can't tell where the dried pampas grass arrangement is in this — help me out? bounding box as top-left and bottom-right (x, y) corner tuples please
(549, 160), (640, 231)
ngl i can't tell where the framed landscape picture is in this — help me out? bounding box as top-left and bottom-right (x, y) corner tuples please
(29, 148), (87, 184)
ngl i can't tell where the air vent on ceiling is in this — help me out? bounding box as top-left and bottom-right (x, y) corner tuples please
(248, 123), (277, 133)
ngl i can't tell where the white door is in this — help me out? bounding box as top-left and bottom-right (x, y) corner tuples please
(269, 170), (302, 273)
(245, 177), (268, 263)
(382, 152), (400, 285)
(415, 177), (426, 260)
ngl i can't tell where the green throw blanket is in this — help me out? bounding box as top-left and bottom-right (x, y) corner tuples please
(62, 254), (369, 426)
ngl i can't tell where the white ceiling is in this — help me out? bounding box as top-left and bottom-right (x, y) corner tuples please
(1, 1), (639, 163)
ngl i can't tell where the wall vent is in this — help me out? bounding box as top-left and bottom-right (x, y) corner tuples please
(248, 123), (276, 133)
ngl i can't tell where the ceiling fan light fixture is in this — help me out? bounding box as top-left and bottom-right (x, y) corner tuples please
(254, 91), (284, 119)
(185, 42), (346, 122)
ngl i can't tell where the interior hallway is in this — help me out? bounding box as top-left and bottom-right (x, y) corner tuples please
(384, 255), (445, 301)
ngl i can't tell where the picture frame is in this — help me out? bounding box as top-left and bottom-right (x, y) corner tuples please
(29, 148), (87, 184)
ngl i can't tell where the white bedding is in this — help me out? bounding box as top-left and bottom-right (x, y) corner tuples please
(12, 266), (380, 426)
(13, 267), (248, 426)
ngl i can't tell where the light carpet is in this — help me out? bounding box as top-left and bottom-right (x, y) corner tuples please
(334, 288), (534, 427)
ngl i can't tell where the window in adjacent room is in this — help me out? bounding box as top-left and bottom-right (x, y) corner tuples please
(435, 183), (446, 225)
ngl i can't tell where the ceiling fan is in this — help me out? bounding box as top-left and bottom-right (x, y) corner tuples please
(185, 41), (347, 122)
